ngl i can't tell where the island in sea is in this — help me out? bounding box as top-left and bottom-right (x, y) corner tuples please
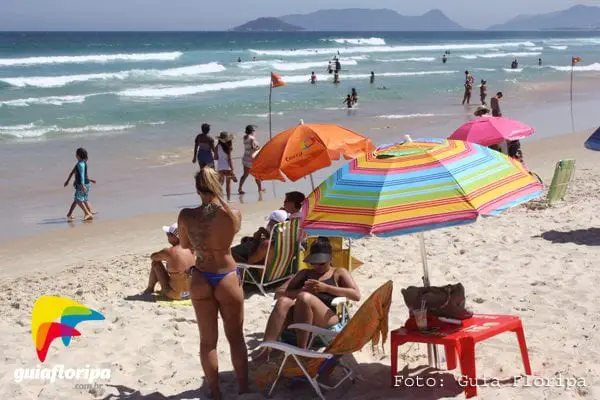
(231, 17), (305, 32)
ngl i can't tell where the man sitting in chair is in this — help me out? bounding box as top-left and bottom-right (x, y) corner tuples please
(282, 191), (305, 219)
(231, 210), (288, 264)
(251, 237), (361, 359)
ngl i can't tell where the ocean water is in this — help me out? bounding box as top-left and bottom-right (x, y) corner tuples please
(1, 31), (600, 141)
(3, 31), (600, 241)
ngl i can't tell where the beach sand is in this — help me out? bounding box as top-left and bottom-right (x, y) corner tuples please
(1, 131), (600, 399)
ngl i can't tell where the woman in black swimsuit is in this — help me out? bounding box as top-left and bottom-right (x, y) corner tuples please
(251, 238), (360, 356)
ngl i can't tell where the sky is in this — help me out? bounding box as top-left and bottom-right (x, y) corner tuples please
(1, 0), (599, 30)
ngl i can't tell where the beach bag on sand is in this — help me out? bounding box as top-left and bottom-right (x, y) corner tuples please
(401, 283), (473, 320)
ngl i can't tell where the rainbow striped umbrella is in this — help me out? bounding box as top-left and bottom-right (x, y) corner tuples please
(301, 137), (543, 368)
(301, 138), (543, 240)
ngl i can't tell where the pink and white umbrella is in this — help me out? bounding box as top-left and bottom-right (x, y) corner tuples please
(449, 116), (535, 146)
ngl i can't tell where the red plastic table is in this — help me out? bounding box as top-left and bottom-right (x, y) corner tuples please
(390, 314), (532, 398)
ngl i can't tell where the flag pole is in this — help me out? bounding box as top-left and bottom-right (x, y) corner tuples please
(268, 73), (273, 140)
(570, 61), (575, 132)
(268, 73), (275, 198)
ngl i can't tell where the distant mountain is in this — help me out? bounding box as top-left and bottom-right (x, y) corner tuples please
(231, 17), (304, 32)
(279, 8), (463, 31)
(489, 5), (600, 30)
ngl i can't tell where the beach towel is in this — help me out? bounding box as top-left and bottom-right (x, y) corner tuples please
(156, 294), (192, 306)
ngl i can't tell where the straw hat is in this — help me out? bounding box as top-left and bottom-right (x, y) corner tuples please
(218, 131), (233, 143)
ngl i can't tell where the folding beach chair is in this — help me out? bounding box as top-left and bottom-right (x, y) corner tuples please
(274, 295), (353, 350)
(546, 159), (576, 206)
(239, 219), (300, 297)
(256, 281), (393, 400)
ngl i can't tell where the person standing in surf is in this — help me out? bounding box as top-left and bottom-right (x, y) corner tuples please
(480, 80), (488, 106)
(64, 147), (95, 221)
(351, 88), (358, 105)
(193, 123), (217, 169)
(238, 125), (264, 195)
(309, 71), (317, 84)
(370, 71), (375, 84)
(442, 54), (447, 64)
(215, 132), (237, 202)
(462, 70), (474, 105)
(343, 94), (353, 108)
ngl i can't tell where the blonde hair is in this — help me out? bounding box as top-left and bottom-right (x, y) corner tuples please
(195, 167), (223, 199)
(195, 167), (240, 230)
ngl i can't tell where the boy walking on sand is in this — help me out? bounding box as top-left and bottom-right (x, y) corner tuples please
(64, 147), (95, 221)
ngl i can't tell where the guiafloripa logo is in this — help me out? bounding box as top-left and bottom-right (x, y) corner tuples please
(31, 296), (104, 362)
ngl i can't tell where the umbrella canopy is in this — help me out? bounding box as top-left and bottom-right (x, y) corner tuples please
(301, 138), (543, 238)
(449, 116), (535, 146)
(584, 126), (600, 151)
(250, 122), (375, 182)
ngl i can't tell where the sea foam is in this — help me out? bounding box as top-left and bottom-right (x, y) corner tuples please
(249, 41), (537, 57)
(550, 63), (600, 72)
(322, 37), (386, 46)
(119, 70), (458, 98)
(0, 63), (226, 88)
(459, 52), (541, 60)
(0, 52), (183, 67)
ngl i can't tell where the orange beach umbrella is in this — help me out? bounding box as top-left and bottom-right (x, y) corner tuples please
(250, 121), (375, 185)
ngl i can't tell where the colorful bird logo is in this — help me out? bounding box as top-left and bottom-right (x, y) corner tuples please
(31, 296), (105, 362)
(301, 136), (315, 151)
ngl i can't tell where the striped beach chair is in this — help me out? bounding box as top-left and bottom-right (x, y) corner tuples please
(256, 281), (393, 399)
(239, 218), (300, 296)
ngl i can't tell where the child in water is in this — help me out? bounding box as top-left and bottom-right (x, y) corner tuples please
(351, 88), (358, 105)
(64, 147), (96, 221)
(343, 94), (353, 108)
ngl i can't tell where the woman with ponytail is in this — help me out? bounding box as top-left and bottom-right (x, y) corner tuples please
(177, 167), (248, 398)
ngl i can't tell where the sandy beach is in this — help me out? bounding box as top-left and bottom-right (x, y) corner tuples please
(1, 128), (599, 400)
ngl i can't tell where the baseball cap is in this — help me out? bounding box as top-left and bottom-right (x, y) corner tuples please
(303, 238), (333, 265)
(162, 223), (178, 237)
(265, 210), (288, 223)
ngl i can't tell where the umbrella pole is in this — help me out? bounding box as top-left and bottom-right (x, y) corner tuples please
(309, 173), (315, 191)
(419, 232), (440, 369)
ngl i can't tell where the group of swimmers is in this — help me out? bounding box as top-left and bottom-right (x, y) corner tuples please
(144, 170), (361, 398)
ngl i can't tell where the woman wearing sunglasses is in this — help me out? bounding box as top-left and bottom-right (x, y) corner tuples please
(251, 237), (360, 358)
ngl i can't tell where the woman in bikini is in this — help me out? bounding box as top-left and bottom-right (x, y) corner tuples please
(177, 167), (248, 399)
(237, 125), (263, 195)
(252, 238), (360, 357)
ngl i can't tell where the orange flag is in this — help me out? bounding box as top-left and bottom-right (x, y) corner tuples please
(572, 56), (582, 65)
(271, 72), (285, 88)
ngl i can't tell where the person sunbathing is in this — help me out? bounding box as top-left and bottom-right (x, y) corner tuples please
(143, 223), (195, 300)
(251, 237), (360, 358)
(231, 210), (288, 264)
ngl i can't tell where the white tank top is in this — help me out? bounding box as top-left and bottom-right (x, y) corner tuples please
(216, 144), (231, 171)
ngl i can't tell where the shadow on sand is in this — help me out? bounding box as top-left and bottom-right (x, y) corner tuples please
(540, 227), (600, 246)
